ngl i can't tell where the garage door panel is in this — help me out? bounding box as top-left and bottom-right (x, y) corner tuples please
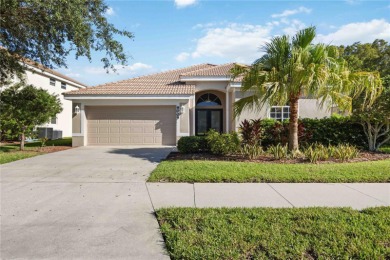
(86, 106), (176, 145)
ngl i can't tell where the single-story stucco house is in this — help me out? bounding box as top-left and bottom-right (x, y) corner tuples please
(64, 63), (332, 147)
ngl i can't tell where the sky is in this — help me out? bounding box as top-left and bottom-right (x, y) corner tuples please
(58, 0), (390, 86)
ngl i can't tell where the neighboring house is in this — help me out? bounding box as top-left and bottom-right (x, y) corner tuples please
(64, 63), (331, 147)
(15, 62), (87, 137)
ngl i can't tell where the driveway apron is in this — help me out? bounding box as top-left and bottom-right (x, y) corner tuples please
(1, 146), (173, 259)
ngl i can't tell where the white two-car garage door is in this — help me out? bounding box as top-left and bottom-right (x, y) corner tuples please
(86, 106), (176, 145)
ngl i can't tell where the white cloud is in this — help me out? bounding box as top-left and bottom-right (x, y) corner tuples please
(176, 52), (190, 62)
(105, 7), (115, 16)
(175, 0), (197, 8)
(282, 19), (306, 35)
(65, 73), (81, 78)
(316, 19), (390, 45)
(85, 63), (152, 75)
(271, 6), (311, 18)
(190, 23), (272, 63)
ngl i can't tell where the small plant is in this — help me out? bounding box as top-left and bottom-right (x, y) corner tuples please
(304, 143), (331, 163)
(239, 119), (264, 146)
(333, 144), (359, 162)
(267, 144), (288, 160)
(40, 137), (48, 148)
(206, 129), (240, 155)
(241, 144), (263, 160)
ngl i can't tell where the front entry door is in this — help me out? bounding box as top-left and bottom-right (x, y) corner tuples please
(196, 109), (223, 135)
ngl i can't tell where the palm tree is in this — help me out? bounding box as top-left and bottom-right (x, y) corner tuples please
(232, 26), (355, 151)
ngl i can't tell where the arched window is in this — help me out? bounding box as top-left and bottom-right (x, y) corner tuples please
(196, 93), (222, 107)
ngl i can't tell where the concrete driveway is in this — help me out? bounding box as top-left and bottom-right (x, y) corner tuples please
(1, 146), (173, 259)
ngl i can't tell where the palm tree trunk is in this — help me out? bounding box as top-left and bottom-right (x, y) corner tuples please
(288, 97), (299, 151)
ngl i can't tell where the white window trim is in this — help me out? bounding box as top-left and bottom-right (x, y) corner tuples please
(50, 116), (57, 124)
(61, 82), (66, 89)
(268, 105), (292, 121)
(50, 78), (56, 86)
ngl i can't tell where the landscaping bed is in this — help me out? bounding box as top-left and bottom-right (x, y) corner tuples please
(148, 159), (390, 183)
(0, 138), (72, 164)
(166, 150), (390, 164)
(157, 207), (390, 260)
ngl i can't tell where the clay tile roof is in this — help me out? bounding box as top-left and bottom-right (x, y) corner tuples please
(64, 63), (215, 96)
(180, 63), (237, 77)
(180, 62), (248, 82)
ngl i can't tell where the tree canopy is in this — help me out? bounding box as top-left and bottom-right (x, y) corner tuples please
(0, 0), (133, 83)
(340, 40), (390, 150)
(339, 39), (390, 88)
(0, 83), (62, 150)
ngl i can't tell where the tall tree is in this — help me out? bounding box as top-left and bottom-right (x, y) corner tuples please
(232, 27), (353, 151)
(339, 39), (390, 88)
(0, 83), (62, 150)
(340, 40), (390, 150)
(0, 0), (133, 83)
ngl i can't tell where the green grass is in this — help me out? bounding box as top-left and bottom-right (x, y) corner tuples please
(148, 159), (390, 183)
(0, 138), (72, 164)
(157, 207), (390, 259)
(380, 146), (390, 154)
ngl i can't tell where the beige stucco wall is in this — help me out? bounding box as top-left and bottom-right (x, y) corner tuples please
(179, 101), (189, 134)
(24, 70), (83, 137)
(72, 103), (82, 133)
(233, 90), (268, 131)
(194, 82), (228, 92)
(298, 99), (331, 119)
(72, 136), (84, 147)
(232, 91), (331, 130)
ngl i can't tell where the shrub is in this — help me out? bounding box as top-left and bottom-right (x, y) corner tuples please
(303, 143), (359, 163)
(206, 129), (240, 155)
(177, 136), (208, 153)
(304, 143), (330, 163)
(260, 119), (312, 147)
(267, 144), (288, 160)
(239, 119), (264, 146)
(241, 144), (263, 160)
(300, 117), (366, 148)
(258, 117), (367, 149)
(333, 144), (360, 162)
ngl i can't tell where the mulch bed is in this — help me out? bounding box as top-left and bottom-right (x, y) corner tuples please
(166, 151), (390, 164)
(34, 146), (72, 153)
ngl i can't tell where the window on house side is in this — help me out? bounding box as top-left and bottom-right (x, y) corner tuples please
(50, 116), (57, 124)
(50, 78), (56, 86)
(269, 106), (290, 121)
(61, 82), (66, 89)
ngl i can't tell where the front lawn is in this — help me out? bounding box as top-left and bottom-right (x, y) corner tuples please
(0, 138), (72, 164)
(157, 207), (390, 259)
(148, 159), (390, 183)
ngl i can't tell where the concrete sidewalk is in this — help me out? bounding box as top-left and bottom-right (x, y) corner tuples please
(147, 183), (390, 210)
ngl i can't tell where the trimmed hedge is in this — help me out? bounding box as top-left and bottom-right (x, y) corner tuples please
(260, 117), (368, 148)
(177, 136), (209, 153)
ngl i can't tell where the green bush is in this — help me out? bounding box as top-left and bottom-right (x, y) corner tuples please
(241, 144), (263, 160)
(177, 136), (209, 153)
(267, 144), (289, 159)
(333, 144), (360, 162)
(304, 143), (360, 163)
(206, 129), (240, 155)
(258, 117), (367, 148)
(304, 143), (331, 163)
